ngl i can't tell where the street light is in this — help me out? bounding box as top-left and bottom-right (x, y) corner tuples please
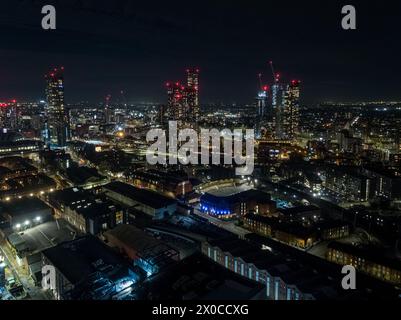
(24, 220), (30, 226)
(35, 216), (41, 222)
(16, 224), (21, 229)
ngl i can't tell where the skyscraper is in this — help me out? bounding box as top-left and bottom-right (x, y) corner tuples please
(186, 68), (200, 121)
(167, 81), (187, 124)
(45, 67), (69, 148)
(271, 79), (287, 139)
(255, 85), (269, 138)
(165, 68), (200, 128)
(283, 80), (300, 139)
(0, 100), (19, 130)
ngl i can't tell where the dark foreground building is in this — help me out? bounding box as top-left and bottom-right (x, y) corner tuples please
(42, 235), (139, 300)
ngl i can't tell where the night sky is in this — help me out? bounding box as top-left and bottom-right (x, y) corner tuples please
(1, 0), (401, 105)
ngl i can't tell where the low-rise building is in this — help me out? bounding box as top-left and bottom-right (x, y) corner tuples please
(0, 197), (52, 231)
(200, 189), (276, 219)
(327, 241), (401, 285)
(242, 213), (318, 250)
(48, 188), (125, 234)
(41, 235), (139, 300)
(103, 181), (177, 219)
(105, 224), (179, 276)
(277, 205), (321, 223)
(315, 220), (350, 240)
(130, 169), (192, 198)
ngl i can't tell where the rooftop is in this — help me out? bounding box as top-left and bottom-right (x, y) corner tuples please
(103, 181), (176, 209)
(0, 197), (51, 218)
(244, 213), (317, 239)
(42, 235), (131, 285)
(105, 224), (175, 260)
(277, 205), (320, 216)
(202, 188), (274, 205)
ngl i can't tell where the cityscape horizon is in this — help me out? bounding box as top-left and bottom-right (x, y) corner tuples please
(1, 0), (401, 311)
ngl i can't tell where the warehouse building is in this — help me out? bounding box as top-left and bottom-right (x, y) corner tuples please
(105, 224), (179, 277)
(41, 235), (139, 300)
(103, 181), (177, 219)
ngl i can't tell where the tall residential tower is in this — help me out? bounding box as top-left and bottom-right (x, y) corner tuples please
(45, 67), (69, 148)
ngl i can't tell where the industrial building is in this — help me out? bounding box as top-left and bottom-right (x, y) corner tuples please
(130, 169), (193, 198)
(0, 197), (52, 231)
(47, 188), (125, 234)
(41, 235), (139, 300)
(104, 224), (179, 277)
(202, 235), (400, 300)
(103, 181), (177, 219)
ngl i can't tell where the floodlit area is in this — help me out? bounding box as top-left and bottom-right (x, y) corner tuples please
(11, 219), (80, 253)
(205, 184), (253, 197)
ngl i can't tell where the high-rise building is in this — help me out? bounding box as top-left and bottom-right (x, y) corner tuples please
(165, 68), (200, 127)
(186, 68), (200, 121)
(0, 100), (19, 130)
(45, 67), (69, 148)
(271, 80), (287, 139)
(104, 94), (113, 125)
(255, 85), (269, 138)
(283, 80), (300, 139)
(167, 81), (187, 123)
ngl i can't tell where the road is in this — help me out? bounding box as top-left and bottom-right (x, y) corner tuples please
(192, 208), (250, 238)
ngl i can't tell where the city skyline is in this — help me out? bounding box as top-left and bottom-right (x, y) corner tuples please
(1, 0), (401, 305)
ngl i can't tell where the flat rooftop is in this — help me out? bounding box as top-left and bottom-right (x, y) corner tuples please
(0, 197), (51, 218)
(42, 235), (131, 285)
(7, 219), (81, 256)
(139, 253), (264, 300)
(206, 184), (252, 197)
(105, 224), (174, 257)
(103, 181), (176, 209)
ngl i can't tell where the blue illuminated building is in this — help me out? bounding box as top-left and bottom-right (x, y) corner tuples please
(200, 189), (275, 219)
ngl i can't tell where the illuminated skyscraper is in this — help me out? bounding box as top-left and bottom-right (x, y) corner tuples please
(271, 78), (287, 139)
(255, 85), (269, 138)
(283, 80), (300, 139)
(165, 68), (200, 128)
(186, 68), (200, 121)
(0, 100), (19, 130)
(45, 67), (69, 148)
(167, 81), (187, 124)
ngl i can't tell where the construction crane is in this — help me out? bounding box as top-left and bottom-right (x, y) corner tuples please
(269, 60), (280, 83)
(258, 73), (263, 90)
(120, 90), (127, 107)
